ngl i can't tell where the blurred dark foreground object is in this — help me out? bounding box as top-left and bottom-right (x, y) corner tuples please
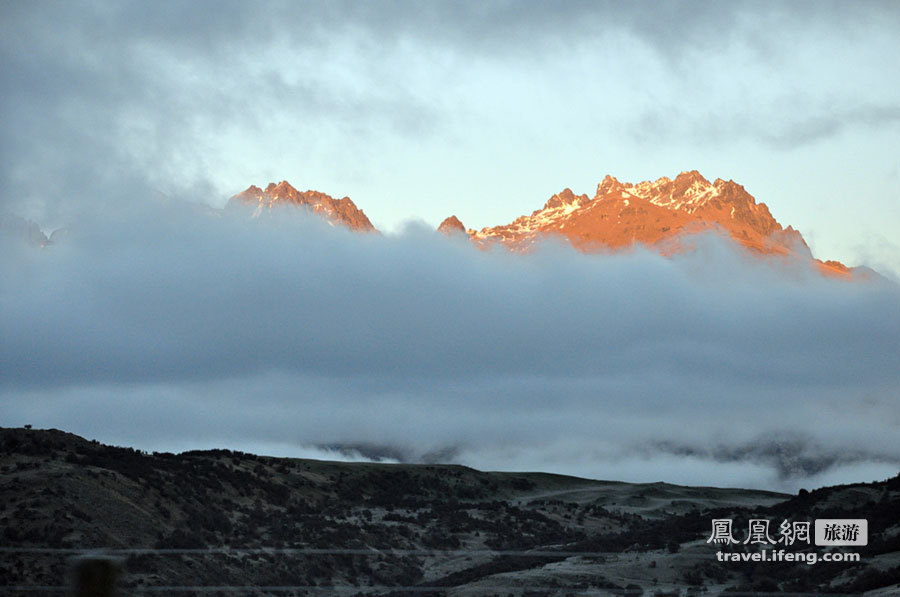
(69, 555), (121, 597)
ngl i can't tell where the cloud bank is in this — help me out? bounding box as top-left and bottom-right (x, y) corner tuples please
(2, 199), (898, 492)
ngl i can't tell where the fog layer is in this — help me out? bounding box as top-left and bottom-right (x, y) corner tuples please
(2, 200), (898, 492)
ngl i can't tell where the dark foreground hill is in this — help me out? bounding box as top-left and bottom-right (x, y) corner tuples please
(1, 427), (897, 595)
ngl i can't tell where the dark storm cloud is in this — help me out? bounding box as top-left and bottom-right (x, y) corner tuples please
(1, 202), (899, 491)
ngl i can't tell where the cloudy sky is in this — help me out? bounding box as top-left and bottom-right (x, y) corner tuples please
(2, 0), (899, 273)
(2, 1), (899, 492)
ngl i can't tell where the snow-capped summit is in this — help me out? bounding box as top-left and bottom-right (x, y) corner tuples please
(468, 171), (852, 277)
(227, 173), (854, 278)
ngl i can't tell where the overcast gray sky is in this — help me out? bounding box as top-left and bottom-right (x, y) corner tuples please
(2, 1), (899, 491)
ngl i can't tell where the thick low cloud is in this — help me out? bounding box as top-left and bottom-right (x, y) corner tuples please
(2, 200), (898, 492)
(2, 1), (898, 491)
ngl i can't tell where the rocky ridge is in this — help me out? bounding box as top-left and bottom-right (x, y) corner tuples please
(452, 171), (852, 277)
(229, 181), (376, 232)
(6, 173), (865, 278)
(437, 215), (467, 236)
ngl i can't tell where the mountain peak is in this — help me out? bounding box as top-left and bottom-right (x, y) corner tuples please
(607, 171), (719, 214)
(543, 188), (588, 210)
(263, 180), (302, 199)
(675, 169), (709, 184)
(597, 175), (623, 196)
(230, 181), (376, 232)
(438, 215), (467, 236)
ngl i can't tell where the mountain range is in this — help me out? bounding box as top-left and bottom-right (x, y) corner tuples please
(3, 171), (870, 279)
(231, 172), (857, 278)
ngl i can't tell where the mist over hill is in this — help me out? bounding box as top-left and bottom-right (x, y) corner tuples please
(2, 428), (898, 595)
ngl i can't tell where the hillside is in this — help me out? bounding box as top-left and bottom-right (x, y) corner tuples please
(2, 428), (898, 595)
